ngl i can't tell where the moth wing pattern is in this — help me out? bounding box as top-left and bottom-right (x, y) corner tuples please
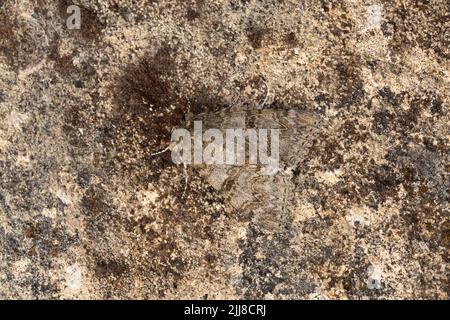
(195, 107), (322, 231)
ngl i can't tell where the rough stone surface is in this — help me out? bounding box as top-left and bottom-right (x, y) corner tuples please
(0, 0), (448, 299)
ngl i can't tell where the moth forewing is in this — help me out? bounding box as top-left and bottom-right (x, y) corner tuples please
(189, 108), (322, 231)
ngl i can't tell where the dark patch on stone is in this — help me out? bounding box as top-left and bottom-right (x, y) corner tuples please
(370, 164), (401, 204)
(340, 119), (369, 144)
(310, 135), (344, 170)
(430, 95), (443, 115)
(5, 233), (21, 256)
(366, 60), (378, 70)
(76, 171), (91, 188)
(95, 258), (128, 278)
(378, 86), (402, 106)
(283, 32), (298, 48)
(81, 186), (117, 238)
(372, 109), (393, 134)
(238, 224), (294, 298)
(314, 93), (331, 113)
(30, 279), (59, 298)
(229, 0), (250, 11)
(73, 79), (84, 88)
(20, 215), (80, 271)
(247, 27), (271, 50)
(333, 58), (366, 109)
(381, 20), (395, 38)
(186, 8), (200, 21)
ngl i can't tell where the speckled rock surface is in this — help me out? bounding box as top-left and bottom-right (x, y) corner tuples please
(0, 0), (448, 299)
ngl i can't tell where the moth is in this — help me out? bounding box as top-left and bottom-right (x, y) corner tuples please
(158, 106), (323, 232)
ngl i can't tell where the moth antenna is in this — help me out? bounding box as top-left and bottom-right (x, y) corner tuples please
(149, 140), (178, 157)
(149, 146), (171, 157)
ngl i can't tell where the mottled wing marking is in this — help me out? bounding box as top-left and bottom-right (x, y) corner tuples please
(195, 108), (321, 231)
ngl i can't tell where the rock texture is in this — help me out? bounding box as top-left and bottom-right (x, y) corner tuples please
(0, 0), (448, 299)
